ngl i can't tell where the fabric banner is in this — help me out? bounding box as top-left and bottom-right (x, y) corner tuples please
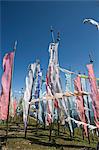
(65, 73), (74, 133)
(59, 66), (99, 80)
(9, 91), (17, 118)
(81, 78), (90, 124)
(34, 63), (41, 110)
(68, 116), (97, 130)
(37, 70), (43, 123)
(46, 68), (54, 125)
(46, 43), (59, 125)
(32, 63), (44, 123)
(55, 65), (68, 123)
(74, 76), (88, 136)
(65, 73), (76, 113)
(23, 65), (34, 128)
(0, 52), (14, 120)
(86, 64), (99, 128)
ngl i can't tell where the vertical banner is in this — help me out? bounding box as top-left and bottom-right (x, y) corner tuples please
(46, 43), (59, 125)
(87, 64), (99, 128)
(65, 73), (76, 116)
(23, 65), (34, 129)
(74, 76), (88, 136)
(46, 68), (53, 125)
(9, 92), (17, 117)
(37, 69), (43, 123)
(0, 52), (14, 120)
(55, 64), (68, 124)
(65, 73), (73, 133)
(81, 78), (90, 124)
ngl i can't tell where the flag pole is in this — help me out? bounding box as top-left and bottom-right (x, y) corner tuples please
(50, 26), (55, 43)
(57, 108), (60, 136)
(49, 122), (52, 141)
(6, 41), (17, 138)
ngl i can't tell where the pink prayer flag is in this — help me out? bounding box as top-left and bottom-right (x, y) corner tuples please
(0, 52), (14, 120)
(87, 64), (99, 128)
(74, 76), (88, 136)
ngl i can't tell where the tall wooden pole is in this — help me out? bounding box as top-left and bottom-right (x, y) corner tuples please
(67, 98), (72, 139)
(50, 26), (55, 43)
(49, 123), (52, 141)
(35, 94), (38, 134)
(57, 108), (60, 136)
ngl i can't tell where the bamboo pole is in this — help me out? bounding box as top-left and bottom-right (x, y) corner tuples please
(49, 123), (52, 141)
(57, 108), (60, 136)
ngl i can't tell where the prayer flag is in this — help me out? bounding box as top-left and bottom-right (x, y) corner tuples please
(87, 64), (99, 128)
(74, 76), (88, 136)
(23, 66), (33, 128)
(0, 52), (14, 120)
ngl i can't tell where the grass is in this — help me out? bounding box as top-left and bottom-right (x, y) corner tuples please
(0, 116), (98, 150)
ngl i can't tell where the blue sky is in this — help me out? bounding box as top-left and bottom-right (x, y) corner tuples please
(1, 1), (99, 96)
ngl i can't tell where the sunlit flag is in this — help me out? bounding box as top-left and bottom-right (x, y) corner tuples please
(83, 18), (99, 30)
(23, 67), (33, 129)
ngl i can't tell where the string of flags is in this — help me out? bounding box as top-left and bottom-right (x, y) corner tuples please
(21, 40), (99, 135)
(0, 29), (99, 141)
